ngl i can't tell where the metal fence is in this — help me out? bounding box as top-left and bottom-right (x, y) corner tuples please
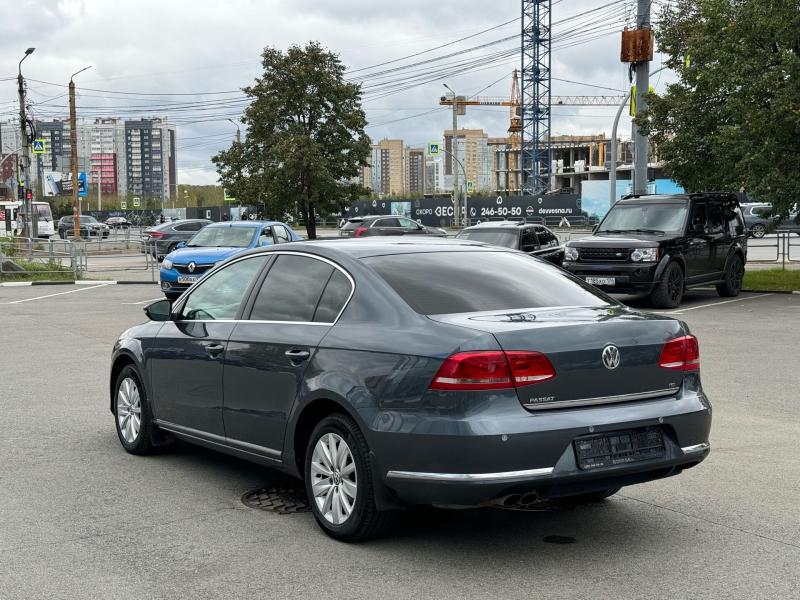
(0, 237), (79, 279)
(746, 231), (800, 267)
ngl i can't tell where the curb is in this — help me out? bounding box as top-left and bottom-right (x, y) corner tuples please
(2, 280), (156, 287)
(742, 288), (800, 294)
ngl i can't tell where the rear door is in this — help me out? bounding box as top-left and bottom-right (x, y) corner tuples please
(686, 201), (712, 280)
(706, 200), (730, 273)
(222, 253), (353, 456)
(150, 255), (268, 436)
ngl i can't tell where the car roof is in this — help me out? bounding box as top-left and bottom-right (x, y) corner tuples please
(618, 192), (740, 205)
(235, 237), (493, 260)
(204, 220), (284, 229)
(462, 221), (535, 230)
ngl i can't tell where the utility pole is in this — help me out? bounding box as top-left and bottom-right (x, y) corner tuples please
(17, 48), (35, 238)
(443, 84), (460, 227)
(228, 118), (241, 143)
(69, 66), (91, 239)
(632, 0), (651, 195)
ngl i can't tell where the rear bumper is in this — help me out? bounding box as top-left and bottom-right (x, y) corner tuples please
(563, 260), (661, 294)
(368, 386), (711, 507)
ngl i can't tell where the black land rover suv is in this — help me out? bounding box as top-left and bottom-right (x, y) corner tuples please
(563, 193), (747, 308)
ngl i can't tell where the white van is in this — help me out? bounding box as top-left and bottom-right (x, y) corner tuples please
(0, 200), (54, 238)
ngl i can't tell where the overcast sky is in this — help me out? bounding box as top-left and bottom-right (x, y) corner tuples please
(0, 0), (672, 185)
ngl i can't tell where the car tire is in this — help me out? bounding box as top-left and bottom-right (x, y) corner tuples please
(113, 365), (158, 455)
(557, 487), (621, 505)
(716, 254), (744, 297)
(304, 413), (393, 542)
(166, 242), (178, 254)
(750, 224), (766, 238)
(650, 261), (684, 308)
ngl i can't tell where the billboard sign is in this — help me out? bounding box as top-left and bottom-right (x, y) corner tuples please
(43, 172), (88, 197)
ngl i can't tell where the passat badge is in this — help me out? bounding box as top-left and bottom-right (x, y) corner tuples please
(602, 344), (620, 370)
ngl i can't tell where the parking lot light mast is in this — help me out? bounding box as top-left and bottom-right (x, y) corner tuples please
(443, 84), (460, 227)
(18, 47), (35, 238)
(69, 65), (92, 239)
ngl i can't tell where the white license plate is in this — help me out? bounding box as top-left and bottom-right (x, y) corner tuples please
(177, 275), (200, 284)
(586, 276), (615, 286)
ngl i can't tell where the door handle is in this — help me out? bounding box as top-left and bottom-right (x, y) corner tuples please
(285, 349), (311, 362)
(204, 343), (225, 357)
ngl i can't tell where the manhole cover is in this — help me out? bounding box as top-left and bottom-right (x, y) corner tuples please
(241, 484), (311, 514)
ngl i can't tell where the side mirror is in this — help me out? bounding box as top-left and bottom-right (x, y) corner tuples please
(144, 298), (173, 321)
(176, 241), (186, 249)
(417, 224), (424, 230)
(692, 222), (705, 234)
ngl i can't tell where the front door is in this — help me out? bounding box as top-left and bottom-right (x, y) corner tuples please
(150, 255), (268, 436)
(686, 202), (712, 281)
(223, 253), (353, 457)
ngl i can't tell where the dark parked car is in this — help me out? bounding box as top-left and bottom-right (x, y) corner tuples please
(141, 219), (212, 259)
(741, 203), (800, 238)
(563, 193), (747, 308)
(110, 238), (711, 542)
(57, 215), (110, 239)
(455, 221), (565, 264)
(340, 215), (447, 238)
(105, 216), (132, 229)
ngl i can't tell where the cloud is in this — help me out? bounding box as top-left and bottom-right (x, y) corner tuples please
(0, 0), (670, 185)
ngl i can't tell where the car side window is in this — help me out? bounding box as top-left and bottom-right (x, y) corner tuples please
(273, 225), (291, 243)
(258, 228), (272, 246)
(375, 218), (401, 228)
(180, 256), (268, 321)
(520, 229), (538, 252)
(690, 203), (708, 232)
(726, 203), (745, 236)
(399, 218), (419, 230)
(249, 255), (333, 322)
(313, 269), (353, 323)
(708, 202), (725, 234)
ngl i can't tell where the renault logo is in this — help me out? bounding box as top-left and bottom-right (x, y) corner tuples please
(187, 262), (196, 273)
(602, 344), (621, 370)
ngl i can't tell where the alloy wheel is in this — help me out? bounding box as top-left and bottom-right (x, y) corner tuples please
(668, 267), (683, 302)
(752, 225), (766, 238)
(116, 377), (142, 444)
(310, 433), (357, 525)
(731, 259), (744, 291)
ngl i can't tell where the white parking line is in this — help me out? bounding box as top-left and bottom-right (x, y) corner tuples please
(659, 293), (773, 315)
(5, 284), (110, 304)
(122, 297), (163, 305)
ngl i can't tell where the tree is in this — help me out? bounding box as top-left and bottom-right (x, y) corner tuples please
(213, 42), (370, 238)
(640, 0), (800, 216)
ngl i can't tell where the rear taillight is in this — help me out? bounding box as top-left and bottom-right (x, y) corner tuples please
(659, 335), (700, 371)
(145, 230), (164, 239)
(354, 226), (367, 237)
(429, 350), (555, 391)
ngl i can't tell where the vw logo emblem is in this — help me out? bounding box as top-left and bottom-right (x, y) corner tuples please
(602, 344), (621, 370)
(187, 262), (196, 273)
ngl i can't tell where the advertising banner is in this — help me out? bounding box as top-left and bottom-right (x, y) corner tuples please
(43, 172), (87, 197)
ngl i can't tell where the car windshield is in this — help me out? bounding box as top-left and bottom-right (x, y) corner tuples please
(456, 229), (519, 248)
(598, 203), (687, 234)
(81, 216), (98, 224)
(365, 251), (610, 315)
(187, 226), (257, 248)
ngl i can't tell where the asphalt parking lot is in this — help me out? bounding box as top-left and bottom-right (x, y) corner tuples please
(1, 284), (798, 599)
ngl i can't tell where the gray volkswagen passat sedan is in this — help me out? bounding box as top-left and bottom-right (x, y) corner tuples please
(110, 238), (711, 542)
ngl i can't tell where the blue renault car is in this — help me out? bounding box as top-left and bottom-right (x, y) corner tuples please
(159, 220), (302, 300)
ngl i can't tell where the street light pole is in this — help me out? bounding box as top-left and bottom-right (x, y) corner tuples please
(443, 84), (460, 227)
(227, 118), (241, 144)
(17, 47), (35, 238)
(436, 146), (468, 227)
(69, 65), (92, 239)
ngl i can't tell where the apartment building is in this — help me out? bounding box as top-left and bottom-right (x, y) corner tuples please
(405, 147), (425, 195)
(365, 138), (405, 195)
(443, 129), (491, 193)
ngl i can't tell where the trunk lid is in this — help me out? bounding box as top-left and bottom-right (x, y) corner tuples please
(429, 305), (686, 410)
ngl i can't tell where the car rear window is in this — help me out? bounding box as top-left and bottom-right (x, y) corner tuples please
(364, 251), (610, 315)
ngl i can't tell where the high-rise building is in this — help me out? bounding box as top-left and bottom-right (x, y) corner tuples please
(365, 139), (405, 195)
(443, 129), (491, 193)
(405, 147), (425, 195)
(0, 117), (176, 202)
(425, 156), (444, 194)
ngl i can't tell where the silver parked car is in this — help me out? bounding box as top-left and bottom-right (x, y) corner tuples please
(141, 219), (212, 259)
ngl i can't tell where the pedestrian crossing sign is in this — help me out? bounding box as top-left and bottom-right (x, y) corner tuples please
(427, 142), (440, 157)
(32, 139), (46, 154)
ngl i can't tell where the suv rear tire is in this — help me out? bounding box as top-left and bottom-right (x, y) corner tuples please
(650, 261), (684, 308)
(716, 254), (744, 297)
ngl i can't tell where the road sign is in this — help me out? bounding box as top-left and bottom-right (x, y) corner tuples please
(427, 142), (440, 157)
(77, 172), (87, 197)
(120, 200), (127, 210)
(32, 139), (46, 154)
(132, 196), (141, 207)
(223, 188), (236, 203)
(467, 180), (475, 193)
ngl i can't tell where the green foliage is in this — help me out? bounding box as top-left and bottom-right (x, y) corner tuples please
(743, 268), (800, 292)
(640, 0), (800, 216)
(212, 42), (370, 238)
(177, 184), (224, 208)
